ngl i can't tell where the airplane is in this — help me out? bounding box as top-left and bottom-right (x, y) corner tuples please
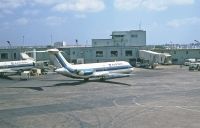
(0, 53), (35, 76)
(47, 49), (134, 81)
(0, 53), (35, 77)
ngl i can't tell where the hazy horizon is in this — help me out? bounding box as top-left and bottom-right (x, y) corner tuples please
(0, 0), (199, 46)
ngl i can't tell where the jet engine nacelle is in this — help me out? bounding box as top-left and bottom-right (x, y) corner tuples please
(76, 69), (94, 76)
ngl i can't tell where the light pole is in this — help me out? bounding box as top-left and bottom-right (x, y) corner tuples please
(76, 39), (78, 47)
(51, 34), (53, 45)
(22, 36), (24, 46)
(7, 41), (11, 47)
(7, 41), (13, 60)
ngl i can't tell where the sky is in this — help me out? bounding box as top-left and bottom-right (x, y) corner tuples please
(0, 0), (199, 46)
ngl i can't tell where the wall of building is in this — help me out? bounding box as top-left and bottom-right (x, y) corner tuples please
(92, 30), (146, 47)
(0, 47), (50, 62)
(54, 41), (66, 48)
(61, 47), (200, 65)
(92, 39), (113, 47)
(127, 30), (146, 46)
(153, 49), (200, 64)
(0, 48), (21, 61)
(112, 30), (146, 47)
(59, 46), (139, 65)
(1, 47), (200, 66)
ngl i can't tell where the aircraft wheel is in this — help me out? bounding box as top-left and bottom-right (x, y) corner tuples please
(84, 78), (89, 81)
(100, 77), (106, 81)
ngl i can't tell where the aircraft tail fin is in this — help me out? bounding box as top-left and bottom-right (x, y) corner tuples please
(47, 49), (74, 71)
(20, 53), (34, 61)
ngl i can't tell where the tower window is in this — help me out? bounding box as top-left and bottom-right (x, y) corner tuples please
(111, 51), (118, 57)
(1, 53), (8, 59)
(96, 51), (103, 57)
(125, 50), (132, 56)
(131, 34), (138, 38)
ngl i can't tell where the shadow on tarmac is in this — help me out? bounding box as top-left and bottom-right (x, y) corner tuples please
(8, 87), (44, 91)
(0, 76), (14, 80)
(7, 79), (132, 91)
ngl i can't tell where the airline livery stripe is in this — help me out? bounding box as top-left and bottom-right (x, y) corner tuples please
(0, 64), (34, 69)
(55, 54), (74, 72)
(55, 54), (66, 68)
(95, 66), (132, 72)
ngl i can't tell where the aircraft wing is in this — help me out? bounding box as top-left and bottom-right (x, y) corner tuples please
(105, 73), (133, 79)
(93, 71), (133, 79)
(93, 71), (109, 77)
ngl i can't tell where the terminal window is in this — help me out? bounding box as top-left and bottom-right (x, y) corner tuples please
(13, 53), (17, 59)
(125, 50), (132, 56)
(174, 51), (176, 54)
(111, 51), (118, 57)
(113, 35), (124, 38)
(131, 34), (138, 38)
(1, 53), (8, 59)
(96, 51), (103, 57)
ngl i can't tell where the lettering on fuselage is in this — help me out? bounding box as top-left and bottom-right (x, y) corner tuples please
(108, 63), (123, 67)
(11, 61), (29, 65)
(0, 61), (33, 69)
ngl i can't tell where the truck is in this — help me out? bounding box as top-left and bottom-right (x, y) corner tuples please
(184, 59), (196, 66)
(189, 62), (200, 71)
(20, 71), (31, 80)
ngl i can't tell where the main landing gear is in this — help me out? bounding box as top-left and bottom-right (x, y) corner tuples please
(84, 78), (89, 81)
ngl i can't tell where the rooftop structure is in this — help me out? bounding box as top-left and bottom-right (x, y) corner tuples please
(92, 30), (146, 47)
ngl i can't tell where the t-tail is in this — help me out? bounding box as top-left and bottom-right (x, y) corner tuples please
(20, 53), (34, 61)
(47, 49), (74, 72)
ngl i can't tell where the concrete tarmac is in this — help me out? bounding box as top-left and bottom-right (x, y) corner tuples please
(0, 65), (200, 128)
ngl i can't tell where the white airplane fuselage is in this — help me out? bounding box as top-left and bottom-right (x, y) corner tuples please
(0, 60), (34, 74)
(56, 61), (133, 78)
(48, 49), (134, 80)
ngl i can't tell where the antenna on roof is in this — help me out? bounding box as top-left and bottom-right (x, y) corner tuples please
(75, 39), (78, 47)
(139, 21), (142, 30)
(50, 33), (53, 45)
(7, 41), (11, 47)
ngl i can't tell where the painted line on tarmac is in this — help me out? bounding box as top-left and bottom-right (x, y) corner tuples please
(175, 106), (200, 113)
(134, 102), (200, 113)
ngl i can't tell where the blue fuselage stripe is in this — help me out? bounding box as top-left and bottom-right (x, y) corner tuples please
(55, 54), (74, 72)
(0, 64), (33, 69)
(95, 65), (132, 72)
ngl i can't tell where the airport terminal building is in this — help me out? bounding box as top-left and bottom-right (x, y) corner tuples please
(0, 30), (146, 66)
(59, 30), (146, 65)
(1, 29), (200, 65)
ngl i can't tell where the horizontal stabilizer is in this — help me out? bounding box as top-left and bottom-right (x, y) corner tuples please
(47, 49), (59, 54)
